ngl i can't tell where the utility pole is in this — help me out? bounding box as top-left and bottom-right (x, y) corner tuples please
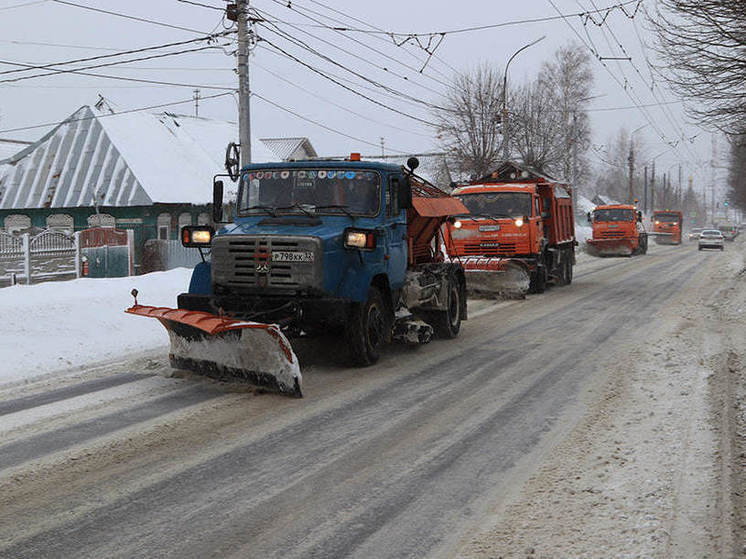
(236, 0), (252, 166)
(643, 165), (648, 214)
(677, 164), (682, 207)
(710, 135), (717, 226)
(193, 89), (200, 117)
(380, 137), (385, 158)
(627, 142), (634, 204)
(651, 161), (656, 210)
(571, 111), (578, 211)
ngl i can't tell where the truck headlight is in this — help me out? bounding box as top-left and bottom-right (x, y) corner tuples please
(453, 220), (463, 229)
(344, 228), (376, 250)
(181, 225), (213, 247)
(514, 218), (524, 227)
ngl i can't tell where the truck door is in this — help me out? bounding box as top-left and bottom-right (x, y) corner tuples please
(384, 174), (408, 288)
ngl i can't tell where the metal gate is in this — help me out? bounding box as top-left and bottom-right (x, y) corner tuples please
(80, 227), (133, 278)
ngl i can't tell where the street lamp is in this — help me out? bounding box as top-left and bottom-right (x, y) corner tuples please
(502, 35), (546, 161)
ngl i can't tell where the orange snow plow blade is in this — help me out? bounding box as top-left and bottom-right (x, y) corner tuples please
(125, 305), (302, 397)
(459, 257), (530, 299)
(586, 238), (634, 257)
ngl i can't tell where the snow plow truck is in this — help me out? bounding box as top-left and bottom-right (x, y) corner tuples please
(651, 210), (683, 244)
(126, 156), (469, 397)
(444, 162), (576, 297)
(586, 203), (648, 256)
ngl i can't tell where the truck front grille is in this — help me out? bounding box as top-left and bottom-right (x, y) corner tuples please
(600, 231), (625, 239)
(212, 235), (322, 292)
(462, 242), (518, 256)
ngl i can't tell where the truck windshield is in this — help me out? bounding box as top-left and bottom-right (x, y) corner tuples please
(594, 209), (634, 222)
(456, 192), (531, 218)
(238, 169), (381, 216)
(654, 213), (680, 222)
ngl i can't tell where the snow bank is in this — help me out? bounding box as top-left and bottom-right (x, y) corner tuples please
(0, 269), (192, 383)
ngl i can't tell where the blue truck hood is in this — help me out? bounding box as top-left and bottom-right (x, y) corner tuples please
(217, 215), (377, 242)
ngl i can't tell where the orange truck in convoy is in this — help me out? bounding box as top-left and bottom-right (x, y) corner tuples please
(586, 204), (648, 256)
(444, 162), (576, 296)
(651, 210), (683, 244)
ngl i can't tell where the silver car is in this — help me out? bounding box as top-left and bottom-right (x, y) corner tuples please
(698, 229), (724, 251)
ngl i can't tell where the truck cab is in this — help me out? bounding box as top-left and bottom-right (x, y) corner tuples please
(179, 156), (467, 366)
(652, 210), (683, 244)
(587, 204), (647, 256)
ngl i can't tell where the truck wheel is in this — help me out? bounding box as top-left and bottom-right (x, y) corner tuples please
(640, 235), (648, 254)
(346, 286), (390, 366)
(565, 259), (573, 285)
(426, 274), (463, 339)
(529, 267), (546, 293)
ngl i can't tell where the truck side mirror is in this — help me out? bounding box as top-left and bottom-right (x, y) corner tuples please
(587, 211), (592, 224)
(395, 178), (412, 210)
(637, 211), (642, 222)
(213, 180), (224, 223)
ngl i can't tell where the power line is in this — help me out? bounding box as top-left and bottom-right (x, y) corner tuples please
(254, 6), (445, 98)
(0, 31), (233, 77)
(175, 0), (223, 11)
(0, 38), (120, 51)
(251, 91), (410, 153)
(0, 44), (230, 85)
(0, 0), (48, 10)
(253, 60), (432, 138)
(0, 92), (234, 134)
(51, 0), (208, 34)
(259, 36), (441, 126)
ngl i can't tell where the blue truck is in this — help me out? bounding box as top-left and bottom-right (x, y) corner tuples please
(128, 156), (469, 396)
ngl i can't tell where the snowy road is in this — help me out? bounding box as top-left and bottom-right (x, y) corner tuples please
(0, 241), (742, 558)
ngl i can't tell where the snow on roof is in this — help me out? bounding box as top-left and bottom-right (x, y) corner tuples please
(260, 137), (317, 161)
(0, 102), (314, 209)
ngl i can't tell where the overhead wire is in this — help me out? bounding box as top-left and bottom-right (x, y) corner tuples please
(50, 0), (209, 34)
(0, 31), (234, 77)
(0, 91), (235, 134)
(251, 91), (411, 153)
(252, 60), (433, 138)
(0, 43), (232, 85)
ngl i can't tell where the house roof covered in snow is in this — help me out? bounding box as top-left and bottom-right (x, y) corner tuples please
(0, 102), (315, 209)
(260, 137), (317, 161)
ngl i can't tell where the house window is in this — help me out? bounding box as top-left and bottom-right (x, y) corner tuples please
(88, 213), (115, 228)
(178, 212), (192, 231)
(4, 214), (31, 234)
(157, 212), (171, 240)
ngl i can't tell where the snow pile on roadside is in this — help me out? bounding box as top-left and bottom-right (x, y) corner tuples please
(0, 269), (192, 384)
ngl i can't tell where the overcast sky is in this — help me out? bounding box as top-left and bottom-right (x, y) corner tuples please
(0, 0), (728, 197)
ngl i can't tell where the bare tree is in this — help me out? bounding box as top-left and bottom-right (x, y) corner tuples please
(537, 43), (594, 185)
(434, 64), (504, 179)
(650, 0), (746, 135)
(509, 80), (564, 173)
(727, 133), (746, 210)
(592, 128), (649, 203)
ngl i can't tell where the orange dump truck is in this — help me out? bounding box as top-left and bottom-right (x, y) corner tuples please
(651, 210), (683, 244)
(444, 162), (576, 296)
(586, 204), (648, 256)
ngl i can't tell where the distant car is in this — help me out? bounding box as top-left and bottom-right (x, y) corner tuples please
(698, 229), (724, 251)
(688, 227), (703, 241)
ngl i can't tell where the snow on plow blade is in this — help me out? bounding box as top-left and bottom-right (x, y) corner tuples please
(460, 257), (530, 299)
(125, 305), (302, 397)
(586, 239), (634, 257)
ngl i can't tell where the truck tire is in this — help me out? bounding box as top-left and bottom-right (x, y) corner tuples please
(640, 234), (648, 254)
(529, 266), (546, 294)
(346, 286), (390, 366)
(565, 258), (573, 285)
(424, 273), (463, 339)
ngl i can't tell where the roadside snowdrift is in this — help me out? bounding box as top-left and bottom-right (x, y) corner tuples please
(0, 269), (191, 383)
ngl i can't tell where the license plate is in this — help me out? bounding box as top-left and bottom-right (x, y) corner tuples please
(271, 250), (314, 262)
(479, 225), (501, 232)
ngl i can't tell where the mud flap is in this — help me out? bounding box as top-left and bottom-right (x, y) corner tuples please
(459, 258), (530, 299)
(126, 305), (302, 397)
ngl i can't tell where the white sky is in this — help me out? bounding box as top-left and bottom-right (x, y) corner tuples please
(0, 0), (728, 199)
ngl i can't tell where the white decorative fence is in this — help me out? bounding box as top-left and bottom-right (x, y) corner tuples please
(0, 231), (80, 286)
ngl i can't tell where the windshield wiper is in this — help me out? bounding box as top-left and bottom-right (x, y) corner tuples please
(275, 204), (315, 217)
(314, 204), (355, 218)
(243, 205), (277, 217)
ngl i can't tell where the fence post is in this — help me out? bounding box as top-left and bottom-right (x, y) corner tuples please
(126, 229), (135, 276)
(74, 231), (81, 278)
(22, 233), (30, 285)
